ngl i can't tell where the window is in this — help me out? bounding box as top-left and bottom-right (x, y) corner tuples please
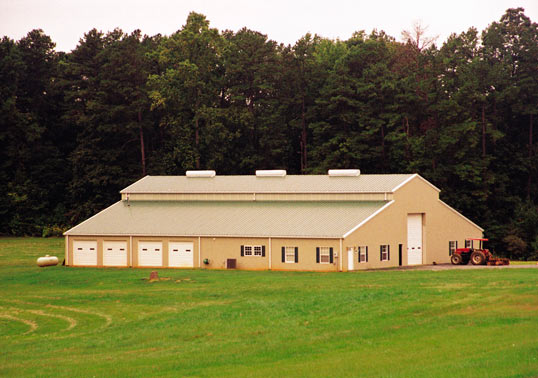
(380, 245), (389, 261)
(465, 240), (471, 248)
(318, 247), (331, 264)
(358, 246), (368, 263)
(241, 245), (265, 257)
(284, 246), (297, 263)
(449, 241), (458, 256)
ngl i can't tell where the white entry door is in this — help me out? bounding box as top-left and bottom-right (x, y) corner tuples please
(103, 241), (127, 267)
(169, 242), (194, 268)
(407, 214), (423, 265)
(347, 248), (355, 271)
(138, 241), (163, 267)
(73, 240), (97, 266)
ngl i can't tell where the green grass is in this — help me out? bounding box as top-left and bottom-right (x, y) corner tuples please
(1, 237), (537, 377)
(510, 260), (538, 265)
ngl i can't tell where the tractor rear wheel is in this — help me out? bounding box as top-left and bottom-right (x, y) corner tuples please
(451, 254), (462, 265)
(471, 251), (486, 265)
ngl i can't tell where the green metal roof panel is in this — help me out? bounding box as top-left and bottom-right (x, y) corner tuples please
(120, 174), (414, 194)
(65, 200), (388, 238)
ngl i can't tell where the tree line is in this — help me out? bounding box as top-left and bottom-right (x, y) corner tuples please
(1, 9), (536, 259)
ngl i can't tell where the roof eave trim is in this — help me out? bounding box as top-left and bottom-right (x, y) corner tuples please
(63, 201), (121, 235)
(119, 175), (152, 194)
(342, 200), (395, 238)
(62, 233), (342, 239)
(119, 190), (393, 195)
(438, 200), (484, 232)
(391, 173), (441, 193)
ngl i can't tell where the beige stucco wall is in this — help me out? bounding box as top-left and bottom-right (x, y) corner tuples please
(342, 201), (405, 271)
(199, 237), (339, 271)
(200, 237), (268, 270)
(270, 238), (340, 272)
(66, 235), (341, 271)
(342, 176), (483, 271)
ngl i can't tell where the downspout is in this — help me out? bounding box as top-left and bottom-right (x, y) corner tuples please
(268, 237), (272, 270)
(129, 236), (133, 267)
(65, 235), (69, 266)
(339, 238), (343, 272)
(198, 236), (201, 268)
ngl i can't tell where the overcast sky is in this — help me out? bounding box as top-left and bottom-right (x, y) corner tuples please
(2, 0), (537, 52)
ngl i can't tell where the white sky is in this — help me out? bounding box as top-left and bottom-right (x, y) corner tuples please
(1, 0), (537, 52)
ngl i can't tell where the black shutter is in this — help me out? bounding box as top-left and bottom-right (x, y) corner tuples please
(316, 247), (320, 263)
(366, 246), (368, 262)
(295, 247), (298, 263)
(282, 247), (285, 263)
(449, 241), (451, 256)
(241, 245), (244, 257)
(330, 247), (334, 263)
(388, 245), (390, 260)
(380, 246), (382, 260)
(358, 248), (361, 263)
(262, 246), (266, 257)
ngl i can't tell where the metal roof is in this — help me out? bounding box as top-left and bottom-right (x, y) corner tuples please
(120, 174), (416, 194)
(64, 200), (389, 238)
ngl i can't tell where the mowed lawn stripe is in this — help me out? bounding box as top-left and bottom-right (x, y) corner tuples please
(0, 238), (537, 377)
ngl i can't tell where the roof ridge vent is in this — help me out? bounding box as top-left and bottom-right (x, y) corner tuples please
(328, 169), (360, 177)
(255, 170), (287, 177)
(186, 170), (216, 178)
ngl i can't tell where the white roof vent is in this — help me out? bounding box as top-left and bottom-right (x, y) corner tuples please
(186, 170), (216, 178)
(255, 170), (287, 177)
(328, 169), (360, 177)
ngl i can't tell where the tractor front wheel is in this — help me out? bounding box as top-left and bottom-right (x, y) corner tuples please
(451, 254), (462, 265)
(471, 251), (486, 265)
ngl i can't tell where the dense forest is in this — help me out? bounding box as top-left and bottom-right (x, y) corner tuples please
(0, 8), (536, 259)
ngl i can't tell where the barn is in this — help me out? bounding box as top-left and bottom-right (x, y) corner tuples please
(64, 169), (483, 271)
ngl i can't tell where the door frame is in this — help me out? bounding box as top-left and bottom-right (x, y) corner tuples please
(347, 247), (354, 271)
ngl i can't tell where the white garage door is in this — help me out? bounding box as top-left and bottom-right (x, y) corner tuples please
(138, 241), (163, 267)
(169, 242), (194, 268)
(73, 240), (97, 266)
(103, 241), (127, 267)
(407, 214), (423, 265)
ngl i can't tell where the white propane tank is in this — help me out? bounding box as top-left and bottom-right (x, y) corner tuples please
(37, 255), (59, 267)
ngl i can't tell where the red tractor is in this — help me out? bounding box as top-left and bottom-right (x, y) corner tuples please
(450, 238), (509, 266)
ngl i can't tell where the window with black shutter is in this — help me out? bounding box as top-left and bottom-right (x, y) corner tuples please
(449, 241), (457, 256)
(284, 247), (297, 263)
(358, 246), (367, 263)
(380, 245), (389, 261)
(318, 247), (331, 264)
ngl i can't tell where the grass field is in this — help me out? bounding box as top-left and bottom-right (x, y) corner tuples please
(1, 238), (537, 377)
